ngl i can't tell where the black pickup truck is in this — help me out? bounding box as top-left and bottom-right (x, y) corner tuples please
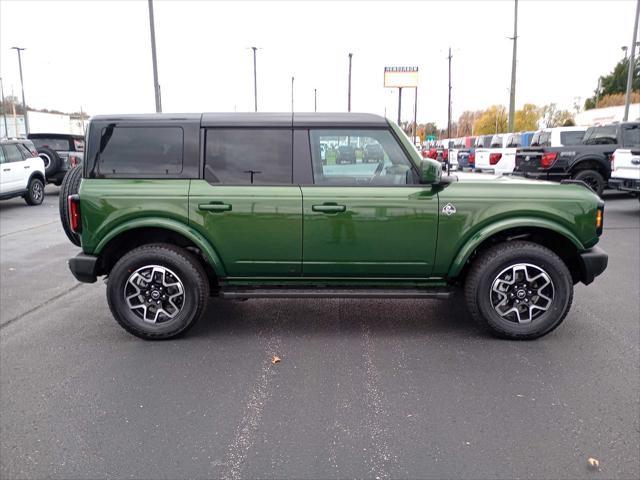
(513, 122), (640, 196)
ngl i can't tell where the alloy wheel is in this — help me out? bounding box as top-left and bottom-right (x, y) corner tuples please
(490, 263), (554, 324)
(123, 265), (185, 323)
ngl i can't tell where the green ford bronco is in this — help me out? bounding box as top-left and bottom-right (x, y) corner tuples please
(62, 113), (608, 340)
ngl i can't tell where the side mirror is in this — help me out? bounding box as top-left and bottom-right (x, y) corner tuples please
(419, 159), (442, 184)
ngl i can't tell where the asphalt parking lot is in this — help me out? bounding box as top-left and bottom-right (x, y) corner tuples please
(1, 185), (638, 479)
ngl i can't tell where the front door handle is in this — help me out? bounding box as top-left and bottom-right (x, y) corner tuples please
(2, 168), (10, 172)
(198, 202), (232, 212)
(312, 204), (346, 213)
(24, 165), (30, 169)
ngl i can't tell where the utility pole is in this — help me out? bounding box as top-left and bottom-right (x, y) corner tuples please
(348, 53), (353, 112)
(397, 87), (403, 125)
(314, 88), (317, 112)
(447, 47), (452, 139)
(623, 0), (640, 121)
(11, 47), (29, 135)
(251, 47), (258, 112)
(147, 0), (162, 112)
(0, 77), (8, 138)
(291, 76), (294, 112)
(413, 87), (418, 145)
(508, 0), (518, 132)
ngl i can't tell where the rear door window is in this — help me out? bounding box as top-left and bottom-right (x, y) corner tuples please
(97, 126), (183, 176)
(560, 130), (586, 145)
(204, 129), (292, 184)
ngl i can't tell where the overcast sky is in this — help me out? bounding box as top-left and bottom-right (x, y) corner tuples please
(1, 0), (638, 126)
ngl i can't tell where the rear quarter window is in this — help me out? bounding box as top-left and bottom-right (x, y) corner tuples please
(96, 126), (183, 176)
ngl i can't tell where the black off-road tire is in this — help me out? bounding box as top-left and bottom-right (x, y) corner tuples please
(24, 177), (44, 206)
(106, 244), (209, 340)
(38, 147), (61, 177)
(572, 169), (605, 197)
(59, 165), (83, 246)
(464, 240), (573, 340)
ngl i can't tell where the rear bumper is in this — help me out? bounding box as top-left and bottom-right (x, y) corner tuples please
(68, 253), (98, 283)
(578, 246), (608, 285)
(608, 177), (640, 193)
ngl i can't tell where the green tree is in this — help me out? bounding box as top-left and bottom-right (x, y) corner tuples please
(514, 103), (541, 131)
(584, 58), (640, 110)
(473, 105), (508, 135)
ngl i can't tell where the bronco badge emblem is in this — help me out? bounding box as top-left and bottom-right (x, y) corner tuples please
(442, 203), (457, 216)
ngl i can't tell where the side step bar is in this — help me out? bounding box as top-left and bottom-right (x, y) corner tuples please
(219, 288), (452, 299)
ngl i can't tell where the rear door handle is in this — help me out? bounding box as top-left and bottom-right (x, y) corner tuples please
(24, 165), (30, 169)
(198, 202), (232, 212)
(312, 204), (346, 213)
(2, 168), (10, 172)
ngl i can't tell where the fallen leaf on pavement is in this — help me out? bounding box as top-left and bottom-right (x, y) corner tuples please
(271, 355), (281, 364)
(587, 457), (600, 470)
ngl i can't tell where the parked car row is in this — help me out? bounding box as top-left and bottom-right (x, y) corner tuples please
(0, 133), (85, 206)
(420, 122), (640, 197)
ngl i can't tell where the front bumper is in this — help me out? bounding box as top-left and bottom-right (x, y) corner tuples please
(608, 177), (640, 193)
(578, 246), (608, 285)
(68, 253), (98, 283)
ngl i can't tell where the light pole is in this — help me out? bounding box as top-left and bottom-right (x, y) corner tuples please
(314, 88), (317, 112)
(147, 0), (162, 113)
(447, 47), (452, 139)
(622, 46), (629, 59)
(291, 76), (294, 112)
(624, 0), (640, 121)
(0, 77), (8, 138)
(348, 53), (353, 112)
(11, 47), (29, 135)
(250, 47), (258, 112)
(507, 0), (518, 132)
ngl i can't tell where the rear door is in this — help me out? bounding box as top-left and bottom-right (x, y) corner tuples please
(189, 128), (302, 278)
(300, 128), (438, 278)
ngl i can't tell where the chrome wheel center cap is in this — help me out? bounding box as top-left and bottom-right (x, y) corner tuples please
(151, 290), (161, 300)
(516, 289), (527, 299)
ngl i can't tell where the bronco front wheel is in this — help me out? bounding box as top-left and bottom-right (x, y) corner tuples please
(107, 244), (209, 340)
(464, 240), (573, 340)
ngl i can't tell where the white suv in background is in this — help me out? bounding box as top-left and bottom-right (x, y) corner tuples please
(0, 139), (46, 206)
(610, 148), (640, 197)
(530, 126), (587, 147)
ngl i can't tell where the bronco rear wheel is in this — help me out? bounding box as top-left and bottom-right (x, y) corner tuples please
(464, 240), (573, 340)
(107, 244), (209, 340)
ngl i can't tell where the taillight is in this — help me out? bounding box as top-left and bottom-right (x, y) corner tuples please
(596, 206), (604, 235)
(69, 155), (78, 167)
(68, 194), (81, 233)
(541, 152), (558, 168)
(469, 152), (475, 164)
(489, 153), (502, 165)
(610, 153), (615, 171)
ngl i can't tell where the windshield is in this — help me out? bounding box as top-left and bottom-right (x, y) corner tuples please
(583, 126), (618, 145)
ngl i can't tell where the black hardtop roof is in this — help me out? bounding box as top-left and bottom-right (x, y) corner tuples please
(28, 133), (84, 139)
(90, 112), (389, 128)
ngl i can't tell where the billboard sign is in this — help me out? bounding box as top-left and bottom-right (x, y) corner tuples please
(384, 66), (419, 88)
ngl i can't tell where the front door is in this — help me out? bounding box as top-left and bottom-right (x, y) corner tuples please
(302, 128), (439, 278)
(189, 128), (302, 278)
(0, 144), (26, 194)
